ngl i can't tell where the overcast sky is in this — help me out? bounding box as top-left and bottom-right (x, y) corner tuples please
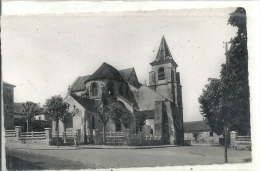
(2, 8), (238, 121)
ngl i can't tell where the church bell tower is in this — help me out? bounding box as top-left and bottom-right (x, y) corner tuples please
(149, 36), (182, 107)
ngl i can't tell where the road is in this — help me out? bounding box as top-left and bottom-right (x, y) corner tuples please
(5, 145), (251, 170)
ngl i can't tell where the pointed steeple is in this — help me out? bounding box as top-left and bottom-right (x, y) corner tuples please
(150, 36), (177, 66)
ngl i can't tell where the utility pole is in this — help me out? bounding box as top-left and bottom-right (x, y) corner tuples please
(224, 41), (228, 163)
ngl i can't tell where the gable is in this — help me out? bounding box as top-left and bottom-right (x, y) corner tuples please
(119, 68), (140, 88)
(71, 75), (91, 92)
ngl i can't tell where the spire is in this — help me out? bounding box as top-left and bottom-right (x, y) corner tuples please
(151, 36), (173, 64)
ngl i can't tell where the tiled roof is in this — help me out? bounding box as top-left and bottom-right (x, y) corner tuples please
(71, 75), (91, 92)
(119, 68), (133, 82)
(86, 62), (125, 82)
(183, 121), (211, 133)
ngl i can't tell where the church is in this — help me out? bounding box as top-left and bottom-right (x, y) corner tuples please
(61, 36), (184, 145)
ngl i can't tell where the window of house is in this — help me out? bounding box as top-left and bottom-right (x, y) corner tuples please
(150, 129), (153, 134)
(91, 83), (98, 96)
(39, 116), (41, 120)
(210, 131), (213, 137)
(158, 67), (165, 80)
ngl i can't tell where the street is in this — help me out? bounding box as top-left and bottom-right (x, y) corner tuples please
(4, 144), (251, 170)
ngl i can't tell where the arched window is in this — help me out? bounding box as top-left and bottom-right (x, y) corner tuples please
(158, 67), (165, 80)
(91, 83), (98, 96)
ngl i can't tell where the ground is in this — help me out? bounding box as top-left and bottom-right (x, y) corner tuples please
(4, 143), (251, 170)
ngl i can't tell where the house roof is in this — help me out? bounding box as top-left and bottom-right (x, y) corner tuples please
(150, 36), (178, 67)
(183, 121), (211, 133)
(71, 75), (91, 92)
(3, 81), (16, 87)
(86, 62), (125, 83)
(14, 102), (44, 115)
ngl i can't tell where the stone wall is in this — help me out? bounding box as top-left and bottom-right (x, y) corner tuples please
(184, 132), (222, 144)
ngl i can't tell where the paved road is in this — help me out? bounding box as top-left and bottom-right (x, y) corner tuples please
(5, 145), (251, 170)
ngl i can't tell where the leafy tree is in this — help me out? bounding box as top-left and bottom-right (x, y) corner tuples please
(134, 111), (146, 144)
(134, 111), (146, 133)
(221, 7), (250, 136)
(199, 78), (224, 135)
(21, 102), (42, 132)
(96, 104), (110, 145)
(45, 95), (78, 147)
(108, 102), (131, 146)
(199, 8), (250, 136)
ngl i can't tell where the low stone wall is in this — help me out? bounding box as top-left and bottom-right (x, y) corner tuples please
(127, 139), (161, 146)
(19, 138), (50, 146)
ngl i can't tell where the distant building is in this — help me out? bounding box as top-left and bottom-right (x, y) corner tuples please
(184, 120), (222, 144)
(3, 82), (16, 129)
(60, 36), (184, 145)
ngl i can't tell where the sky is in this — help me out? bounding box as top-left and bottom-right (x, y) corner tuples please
(2, 8), (238, 122)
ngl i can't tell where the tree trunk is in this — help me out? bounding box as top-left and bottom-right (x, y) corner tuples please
(63, 122), (67, 144)
(139, 128), (142, 145)
(114, 125), (116, 147)
(63, 122), (66, 132)
(103, 124), (106, 145)
(56, 119), (59, 147)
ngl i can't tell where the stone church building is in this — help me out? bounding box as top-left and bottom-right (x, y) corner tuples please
(60, 36), (184, 145)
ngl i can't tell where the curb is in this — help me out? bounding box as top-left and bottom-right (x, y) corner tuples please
(6, 145), (178, 150)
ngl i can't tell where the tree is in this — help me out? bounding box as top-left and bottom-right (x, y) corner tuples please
(108, 102), (131, 146)
(134, 111), (146, 144)
(21, 102), (42, 132)
(45, 95), (78, 147)
(199, 78), (224, 135)
(198, 8), (249, 163)
(199, 8), (250, 136)
(96, 104), (110, 145)
(222, 7), (250, 136)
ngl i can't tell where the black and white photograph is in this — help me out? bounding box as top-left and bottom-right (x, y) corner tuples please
(1, 1), (259, 171)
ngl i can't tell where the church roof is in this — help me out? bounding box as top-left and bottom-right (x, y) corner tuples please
(119, 68), (133, 82)
(70, 94), (96, 112)
(86, 62), (125, 82)
(183, 121), (211, 133)
(150, 36), (178, 67)
(71, 75), (91, 92)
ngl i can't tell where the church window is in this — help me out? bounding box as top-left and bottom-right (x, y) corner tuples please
(158, 67), (165, 80)
(91, 83), (98, 96)
(210, 131), (213, 137)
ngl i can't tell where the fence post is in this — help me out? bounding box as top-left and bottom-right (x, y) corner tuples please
(44, 128), (52, 146)
(92, 129), (98, 144)
(15, 126), (22, 139)
(75, 129), (81, 145)
(230, 131), (237, 144)
(31, 131), (34, 138)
